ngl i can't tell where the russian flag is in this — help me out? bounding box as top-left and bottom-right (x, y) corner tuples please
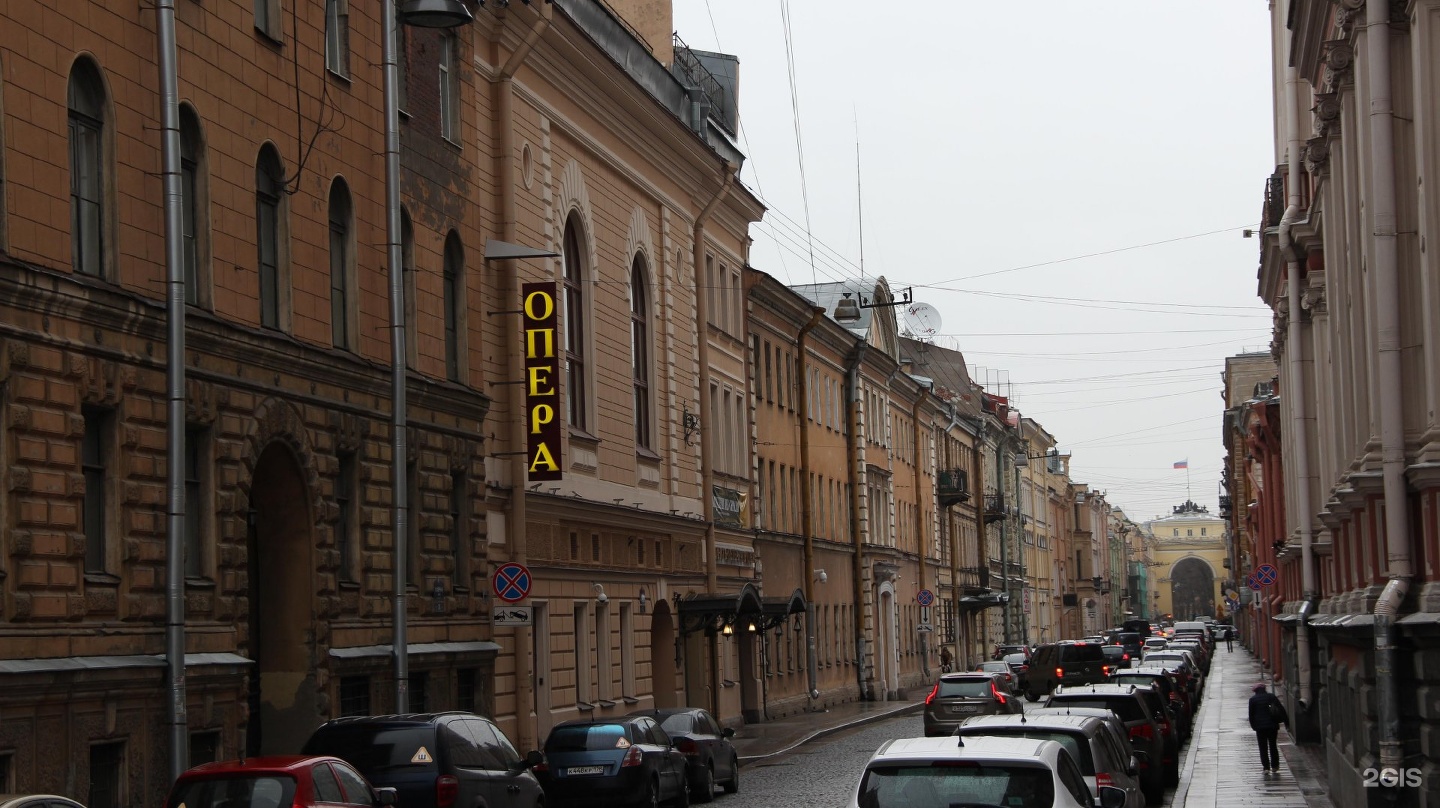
(1173, 460), (1189, 469)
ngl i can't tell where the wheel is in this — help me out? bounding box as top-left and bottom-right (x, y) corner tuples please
(692, 764), (715, 803)
(1165, 757), (1179, 787)
(641, 777), (660, 808)
(1142, 775), (1164, 806)
(723, 756), (740, 794)
(672, 772), (690, 808)
(1024, 690), (1040, 702)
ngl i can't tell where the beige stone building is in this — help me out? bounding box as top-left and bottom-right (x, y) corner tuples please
(1144, 502), (1226, 622)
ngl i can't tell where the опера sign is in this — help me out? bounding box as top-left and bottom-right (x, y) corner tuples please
(523, 282), (563, 481)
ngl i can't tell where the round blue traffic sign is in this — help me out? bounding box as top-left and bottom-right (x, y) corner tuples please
(916, 589), (935, 607)
(1246, 573), (1262, 591)
(493, 562), (533, 603)
(1255, 564), (1279, 587)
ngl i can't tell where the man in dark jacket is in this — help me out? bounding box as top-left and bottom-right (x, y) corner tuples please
(1248, 682), (1288, 772)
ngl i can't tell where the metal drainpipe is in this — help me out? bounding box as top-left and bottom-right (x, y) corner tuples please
(795, 307), (825, 702)
(1277, 56), (1317, 711)
(1365, 0), (1413, 773)
(495, 2), (552, 753)
(973, 420), (988, 660)
(845, 341), (870, 699)
(156, 0), (188, 781)
(913, 393), (928, 678)
(942, 406), (962, 666)
(692, 164), (736, 718)
(998, 432), (1010, 643)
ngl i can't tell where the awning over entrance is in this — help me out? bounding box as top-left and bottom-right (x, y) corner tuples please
(676, 582), (807, 636)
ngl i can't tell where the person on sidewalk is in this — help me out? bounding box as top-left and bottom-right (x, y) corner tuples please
(939, 645), (954, 673)
(1248, 682), (1289, 773)
(1225, 627), (1234, 652)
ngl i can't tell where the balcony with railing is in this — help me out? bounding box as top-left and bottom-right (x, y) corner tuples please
(984, 493), (1008, 524)
(938, 468), (971, 506)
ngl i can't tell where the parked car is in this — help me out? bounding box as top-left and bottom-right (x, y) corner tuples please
(1025, 641), (1107, 700)
(1142, 650), (1205, 700)
(1002, 652), (1031, 683)
(974, 660), (1019, 693)
(628, 707), (738, 801)
(0, 797), (86, 808)
(954, 713), (1146, 808)
(922, 672), (1022, 736)
(1171, 620), (1212, 649)
(992, 643), (1031, 661)
(1114, 632), (1144, 659)
(1110, 667), (1193, 740)
(166, 757), (396, 808)
(1101, 644), (1134, 674)
(1142, 637), (1169, 653)
(1167, 639), (1211, 674)
(537, 717), (689, 808)
(1043, 685), (1168, 805)
(303, 713), (544, 808)
(849, 735), (1129, 808)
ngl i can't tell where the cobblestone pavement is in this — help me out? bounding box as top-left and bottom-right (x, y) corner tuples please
(1175, 647), (1330, 808)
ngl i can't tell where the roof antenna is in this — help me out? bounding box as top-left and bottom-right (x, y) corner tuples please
(956, 734), (964, 747)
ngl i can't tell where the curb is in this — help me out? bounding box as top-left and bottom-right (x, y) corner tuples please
(736, 702), (923, 766)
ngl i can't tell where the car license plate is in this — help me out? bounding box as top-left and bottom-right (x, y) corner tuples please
(567, 766), (605, 776)
(951, 705), (978, 713)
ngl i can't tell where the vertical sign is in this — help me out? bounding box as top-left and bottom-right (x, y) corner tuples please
(523, 282), (563, 481)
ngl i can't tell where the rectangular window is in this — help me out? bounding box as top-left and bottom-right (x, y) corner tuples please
(450, 471), (467, 587)
(410, 671), (428, 713)
(619, 603), (635, 698)
(181, 154), (199, 304)
(595, 602), (611, 702)
(325, 0), (350, 78)
(88, 741), (125, 808)
(457, 668), (477, 713)
(257, 172), (280, 330)
(329, 213), (349, 349)
(189, 731), (221, 766)
(763, 342), (773, 403)
(69, 112), (103, 276)
(394, 10), (408, 113)
(185, 427), (207, 578)
(439, 34), (458, 142)
(569, 531), (578, 561)
(82, 406), (110, 574)
(654, 539), (662, 568)
(339, 676), (370, 716)
(254, 0), (282, 40)
(574, 602), (591, 705)
(336, 452), (357, 583)
(705, 258), (716, 327)
(443, 259), (459, 381)
(591, 533), (600, 562)
(408, 459), (421, 588)
(0, 752), (10, 792)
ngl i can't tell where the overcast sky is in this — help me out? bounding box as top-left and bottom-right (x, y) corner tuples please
(672, 1), (1278, 522)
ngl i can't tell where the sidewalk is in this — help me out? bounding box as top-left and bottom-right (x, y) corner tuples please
(1176, 646), (1331, 808)
(730, 697), (923, 764)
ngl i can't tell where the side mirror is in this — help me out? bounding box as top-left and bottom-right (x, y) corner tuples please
(722, 727), (735, 739)
(375, 788), (398, 807)
(523, 750), (544, 770)
(1097, 785), (1128, 808)
(1126, 755), (1139, 776)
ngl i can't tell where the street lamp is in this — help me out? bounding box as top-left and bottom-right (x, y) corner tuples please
(386, 0), (473, 714)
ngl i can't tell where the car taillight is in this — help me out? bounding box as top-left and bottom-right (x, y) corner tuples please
(1096, 772), (1114, 790)
(676, 738), (699, 756)
(534, 759), (549, 774)
(925, 682), (940, 706)
(1123, 653), (1130, 661)
(1019, 665), (1028, 674)
(436, 776), (459, 808)
(1102, 665), (1111, 675)
(621, 745), (645, 768)
(1130, 723), (1155, 742)
(1056, 667), (1064, 678)
(991, 682), (1007, 705)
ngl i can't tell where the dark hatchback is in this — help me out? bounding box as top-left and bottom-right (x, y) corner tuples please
(628, 707), (739, 802)
(922, 673), (1021, 736)
(538, 717), (689, 808)
(303, 713), (544, 808)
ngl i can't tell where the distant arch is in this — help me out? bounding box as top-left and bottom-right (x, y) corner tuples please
(1169, 556), (1216, 621)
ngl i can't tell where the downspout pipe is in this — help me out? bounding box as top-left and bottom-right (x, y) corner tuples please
(156, 0), (189, 781)
(796, 306), (826, 703)
(495, 3), (552, 752)
(693, 164), (735, 719)
(1277, 59), (1317, 712)
(1366, 0), (1414, 773)
(913, 392), (929, 678)
(845, 340), (870, 699)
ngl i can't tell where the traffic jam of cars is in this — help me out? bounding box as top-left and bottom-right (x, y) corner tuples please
(870, 617), (1226, 808)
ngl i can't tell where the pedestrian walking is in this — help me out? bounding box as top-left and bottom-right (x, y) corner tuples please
(1248, 682), (1289, 773)
(939, 645), (954, 673)
(1225, 627), (1234, 652)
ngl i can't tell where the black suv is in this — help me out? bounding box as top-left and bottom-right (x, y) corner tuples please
(1025, 641), (1107, 700)
(303, 713), (545, 808)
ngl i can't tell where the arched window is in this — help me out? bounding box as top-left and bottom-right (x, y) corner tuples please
(328, 178), (355, 350)
(442, 231), (464, 382)
(562, 217), (588, 430)
(68, 58), (108, 277)
(630, 255), (651, 449)
(179, 104), (210, 307)
(255, 145), (286, 329)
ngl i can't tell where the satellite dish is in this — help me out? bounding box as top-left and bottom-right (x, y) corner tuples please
(902, 302), (943, 338)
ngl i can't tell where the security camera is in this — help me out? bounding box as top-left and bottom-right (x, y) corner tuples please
(814, 569), (828, 584)
(597, 593), (608, 604)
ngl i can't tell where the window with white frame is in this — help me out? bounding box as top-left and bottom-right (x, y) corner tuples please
(325, 0), (350, 78)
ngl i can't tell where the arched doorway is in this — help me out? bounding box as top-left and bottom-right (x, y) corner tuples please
(876, 584), (899, 699)
(650, 599), (678, 708)
(247, 441), (318, 756)
(1170, 557), (1216, 621)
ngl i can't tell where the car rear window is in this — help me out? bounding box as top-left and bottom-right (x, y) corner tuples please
(167, 775), (297, 808)
(1112, 675), (1166, 692)
(1101, 646), (1126, 660)
(657, 715), (693, 735)
(1048, 696), (1145, 723)
(1117, 633), (1141, 645)
(546, 724), (631, 752)
(304, 726), (438, 771)
(857, 762), (1054, 808)
(955, 729), (1093, 774)
(938, 679), (995, 698)
(1058, 644), (1104, 663)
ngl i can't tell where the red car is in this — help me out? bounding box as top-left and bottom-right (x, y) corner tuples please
(166, 756), (397, 808)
